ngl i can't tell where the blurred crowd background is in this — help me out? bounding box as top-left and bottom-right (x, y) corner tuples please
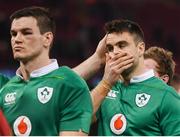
(0, 0), (180, 88)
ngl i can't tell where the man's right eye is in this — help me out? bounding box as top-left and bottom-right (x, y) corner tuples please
(11, 32), (17, 37)
(107, 45), (114, 52)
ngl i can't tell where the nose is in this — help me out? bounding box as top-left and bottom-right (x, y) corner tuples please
(113, 46), (122, 53)
(13, 32), (23, 44)
(16, 32), (23, 40)
(109, 46), (123, 58)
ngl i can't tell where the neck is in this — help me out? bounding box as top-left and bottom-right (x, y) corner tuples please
(19, 55), (51, 80)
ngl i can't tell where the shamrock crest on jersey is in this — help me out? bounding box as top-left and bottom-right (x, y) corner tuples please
(37, 86), (53, 104)
(110, 113), (127, 135)
(135, 93), (151, 107)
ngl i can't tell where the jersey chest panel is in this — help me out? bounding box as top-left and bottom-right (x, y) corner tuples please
(1, 78), (62, 135)
(99, 83), (162, 135)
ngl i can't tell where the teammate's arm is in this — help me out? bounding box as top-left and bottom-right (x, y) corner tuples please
(73, 35), (107, 80)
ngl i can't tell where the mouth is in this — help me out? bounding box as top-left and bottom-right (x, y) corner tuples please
(13, 46), (24, 52)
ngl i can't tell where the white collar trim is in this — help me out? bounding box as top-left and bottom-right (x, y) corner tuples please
(16, 59), (59, 79)
(130, 69), (155, 83)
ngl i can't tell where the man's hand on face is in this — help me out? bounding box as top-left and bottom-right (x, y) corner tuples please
(95, 35), (108, 65)
(103, 52), (134, 86)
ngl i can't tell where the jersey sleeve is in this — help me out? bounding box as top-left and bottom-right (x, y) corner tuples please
(59, 78), (93, 134)
(159, 90), (180, 135)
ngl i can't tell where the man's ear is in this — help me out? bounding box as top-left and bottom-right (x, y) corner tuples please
(160, 74), (169, 84)
(43, 32), (53, 48)
(137, 42), (145, 57)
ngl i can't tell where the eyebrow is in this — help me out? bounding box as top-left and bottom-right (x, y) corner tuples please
(115, 41), (128, 46)
(10, 28), (33, 33)
(106, 40), (128, 47)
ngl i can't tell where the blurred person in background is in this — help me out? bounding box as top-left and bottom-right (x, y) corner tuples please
(74, 19), (180, 135)
(0, 6), (92, 136)
(144, 46), (175, 85)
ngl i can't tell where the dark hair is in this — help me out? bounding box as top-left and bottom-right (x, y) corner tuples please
(144, 46), (175, 84)
(104, 19), (144, 43)
(10, 6), (56, 36)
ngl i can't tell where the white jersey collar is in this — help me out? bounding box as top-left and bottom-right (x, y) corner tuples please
(130, 69), (155, 83)
(16, 59), (59, 79)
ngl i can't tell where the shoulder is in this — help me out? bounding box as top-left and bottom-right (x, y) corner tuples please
(0, 74), (9, 88)
(0, 76), (19, 93)
(142, 77), (175, 93)
(56, 66), (80, 77)
(147, 77), (180, 107)
(161, 84), (180, 103)
(0, 74), (9, 81)
(51, 66), (89, 89)
(5, 76), (19, 84)
(0, 75), (19, 87)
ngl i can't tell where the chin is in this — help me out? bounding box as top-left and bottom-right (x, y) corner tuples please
(13, 55), (24, 61)
(122, 66), (134, 77)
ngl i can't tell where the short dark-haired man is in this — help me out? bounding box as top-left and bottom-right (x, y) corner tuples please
(74, 19), (180, 135)
(0, 6), (92, 136)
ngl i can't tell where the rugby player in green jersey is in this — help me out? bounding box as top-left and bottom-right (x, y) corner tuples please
(74, 19), (180, 135)
(0, 6), (92, 136)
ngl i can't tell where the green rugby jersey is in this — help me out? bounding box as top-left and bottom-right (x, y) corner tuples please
(0, 61), (92, 136)
(97, 70), (180, 136)
(0, 74), (9, 89)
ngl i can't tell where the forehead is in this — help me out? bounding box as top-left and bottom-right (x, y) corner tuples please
(11, 16), (38, 30)
(106, 32), (134, 45)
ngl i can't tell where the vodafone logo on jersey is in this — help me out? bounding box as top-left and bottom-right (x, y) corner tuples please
(13, 116), (32, 136)
(110, 113), (127, 135)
